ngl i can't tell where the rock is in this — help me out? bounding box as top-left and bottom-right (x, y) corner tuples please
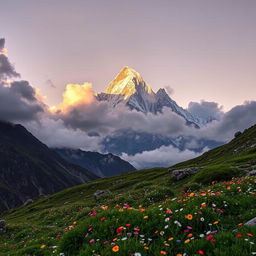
(93, 190), (111, 200)
(234, 131), (242, 138)
(111, 179), (123, 185)
(247, 170), (256, 176)
(169, 167), (202, 181)
(23, 199), (33, 206)
(0, 220), (6, 234)
(245, 217), (256, 227)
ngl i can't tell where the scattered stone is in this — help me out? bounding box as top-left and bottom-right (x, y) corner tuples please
(247, 170), (256, 176)
(234, 131), (242, 138)
(0, 220), (6, 234)
(23, 199), (33, 206)
(111, 179), (123, 185)
(245, 217), (256, 227)
(94, 190), (112, 200)
(169, 167), (202, 181)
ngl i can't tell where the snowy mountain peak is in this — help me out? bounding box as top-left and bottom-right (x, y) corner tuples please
(104, 66), (153, 99)
(97, 67), (205, 127)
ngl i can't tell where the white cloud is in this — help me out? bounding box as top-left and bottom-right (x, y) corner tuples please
(121, 145), (208, 169)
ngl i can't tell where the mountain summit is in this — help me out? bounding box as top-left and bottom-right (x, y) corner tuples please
(104, 66), (152, 99)
(97, 66), (201, 127)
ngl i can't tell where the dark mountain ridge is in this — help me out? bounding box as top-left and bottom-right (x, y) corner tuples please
(54, 148), (136, 177)
(0, 121), (98, 212)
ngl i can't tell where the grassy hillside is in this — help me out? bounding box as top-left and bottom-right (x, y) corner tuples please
(1, 125), (256, 255)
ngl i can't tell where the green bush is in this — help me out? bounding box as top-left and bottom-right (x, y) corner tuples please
(193, 165), (240, 184)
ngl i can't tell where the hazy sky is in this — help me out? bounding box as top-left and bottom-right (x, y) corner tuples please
(1, 0), (256, 110)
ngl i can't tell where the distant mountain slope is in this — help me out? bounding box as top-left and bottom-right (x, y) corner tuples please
(172, 124), (256, 170)
(96, 66), (202, 127)
(0, 121), (98, 212)
(54, 148), (136, 177)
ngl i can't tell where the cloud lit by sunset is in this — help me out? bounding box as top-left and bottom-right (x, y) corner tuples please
(50, 82), (94, 113)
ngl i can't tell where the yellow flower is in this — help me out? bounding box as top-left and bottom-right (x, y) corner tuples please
(143, 215), (148, 219)
(184, 239), (190, 243)
(189, 192), (195, 197)
(213, 221), (219, 225)
(168, 237), (174, 241)
(144, 246), (149, 250)
(40, 244), (46, 249)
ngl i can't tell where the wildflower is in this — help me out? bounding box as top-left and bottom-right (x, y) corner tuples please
(100, 217), (106, 221)
(185, 214), (193, 220)
(184, 239), (190, 243)
(160, 251), (167, 255)
(116, 226), (124, 233)
(236, 234), (242, 238)
(143, 216), (148, 219)
(198, 250), (205, 255)
(213, 221), (219, 224)
(89, 239), (95, 244)
(40, 244), (46, 249)
(112, 245), (119, 252)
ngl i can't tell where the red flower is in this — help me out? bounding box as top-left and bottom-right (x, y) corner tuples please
(236, 234), (242, 238)
(126, 224), (131, 227)
(198, 250), (205, 255)
(116, 226), (124, 233)
(100, 217), (106, 222)
(206, 235), (213, 240)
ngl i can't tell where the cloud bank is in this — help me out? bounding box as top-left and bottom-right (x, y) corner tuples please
(1, 37), (256, 169)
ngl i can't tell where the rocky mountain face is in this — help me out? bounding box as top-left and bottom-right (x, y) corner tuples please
(54, 148), (136, 177)
(96, 66), (202, 127)
(0, 121), (98, 212)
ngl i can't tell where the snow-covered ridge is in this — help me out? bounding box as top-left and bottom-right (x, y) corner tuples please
(96, 66), (206, 127)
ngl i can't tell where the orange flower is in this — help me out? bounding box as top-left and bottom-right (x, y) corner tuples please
(160, 251), (167, 255)
(185, 214), (193, 220)
(112, 245), (119, 252)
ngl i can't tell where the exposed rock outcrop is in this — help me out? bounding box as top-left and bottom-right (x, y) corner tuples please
(169, 167), (202, 181)
(94, 190), (112, 200)
(0, 220), (6, 234)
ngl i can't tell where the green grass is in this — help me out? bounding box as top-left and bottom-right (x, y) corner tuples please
(1, 125), (256, 255)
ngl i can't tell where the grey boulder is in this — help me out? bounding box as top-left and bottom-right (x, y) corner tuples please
(0, 220), (6, 234)
(170, 167), (202, 181)
(245, 217), (256, 227)
(93, 190), (112, 200)
(247, 170), (256, 176)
